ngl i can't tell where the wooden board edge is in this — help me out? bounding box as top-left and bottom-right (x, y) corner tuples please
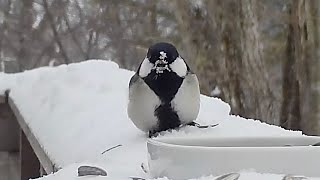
(8, 96), (60, 174)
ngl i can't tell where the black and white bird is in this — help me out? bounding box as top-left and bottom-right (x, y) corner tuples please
(127, 42), (201, 137)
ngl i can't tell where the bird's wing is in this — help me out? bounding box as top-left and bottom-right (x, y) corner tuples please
(129, 73), (140, 88)
(179, 56), (191, 73)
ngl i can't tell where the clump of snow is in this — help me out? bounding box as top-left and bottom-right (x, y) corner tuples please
(0, 60), (309, 180)
(210, 86), (221, 97)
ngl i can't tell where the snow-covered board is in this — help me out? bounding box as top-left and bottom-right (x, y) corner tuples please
(148, 136), (320, 179)
(0, 60), (316, 180)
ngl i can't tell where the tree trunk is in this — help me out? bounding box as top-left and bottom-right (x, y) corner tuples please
(280, 0), (316, 132)
(298, 0), (320, 135)
(239, 0), (276, 122)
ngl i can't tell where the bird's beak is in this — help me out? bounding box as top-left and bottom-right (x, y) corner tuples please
(156, 60), (167, 67)
(153, 60), (170, 73)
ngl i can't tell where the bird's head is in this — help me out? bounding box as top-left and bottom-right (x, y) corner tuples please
(138, 42), (189, 78)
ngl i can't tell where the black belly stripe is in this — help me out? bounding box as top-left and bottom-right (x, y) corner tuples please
(154, 103), (181, 132)
(143, 70), (184, 133)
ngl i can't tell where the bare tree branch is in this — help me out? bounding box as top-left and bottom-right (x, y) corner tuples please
(42, 0), (71, 64)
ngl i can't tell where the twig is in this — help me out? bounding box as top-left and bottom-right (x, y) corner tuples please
(101, 144), (122, 154)
(140, 163), (148, 174)
(130, 177), (146, 180)
(215, 173), (240, 180)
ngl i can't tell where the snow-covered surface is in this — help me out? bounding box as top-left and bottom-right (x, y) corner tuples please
(0, 60), (317, 180)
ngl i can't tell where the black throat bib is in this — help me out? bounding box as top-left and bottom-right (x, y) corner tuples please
(143, 71), (183, 103)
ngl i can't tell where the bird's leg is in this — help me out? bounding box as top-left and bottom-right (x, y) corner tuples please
(148, 131), (154, 138)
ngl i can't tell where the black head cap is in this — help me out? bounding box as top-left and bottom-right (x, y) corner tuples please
(147, 42), (179, 64)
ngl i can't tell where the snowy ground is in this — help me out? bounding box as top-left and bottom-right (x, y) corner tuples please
(0, 60), (318, 180)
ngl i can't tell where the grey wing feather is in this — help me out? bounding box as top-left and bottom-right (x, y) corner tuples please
(129, 73), (140, 87)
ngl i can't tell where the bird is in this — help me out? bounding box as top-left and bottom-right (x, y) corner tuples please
(127, 42), (201, 137)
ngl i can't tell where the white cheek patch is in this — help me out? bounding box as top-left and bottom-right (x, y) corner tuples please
(170, 56), (187, 77)
(139, 57), (154, 77)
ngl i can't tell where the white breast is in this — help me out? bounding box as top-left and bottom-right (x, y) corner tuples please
(127, 76), (161, 132)
(171, 74), (200, 124)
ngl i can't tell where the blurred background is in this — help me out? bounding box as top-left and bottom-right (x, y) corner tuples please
(0, 0), (319, 135)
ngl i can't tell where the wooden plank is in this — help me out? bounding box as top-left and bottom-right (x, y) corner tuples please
(0, 95), (5, 104)
(0, 151), (11, 180)
(20, 130), (40, 180)
(0, 102), (19, 151)
(8, 97), (60, 175)
(0, 151), (19, 180)
(8, 151), (20, 180)
(0, 90), (9, 104)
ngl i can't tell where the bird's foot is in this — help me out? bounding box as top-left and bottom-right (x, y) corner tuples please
(148, 122), (218, 138)
(148, 127), (176, 138)
(148, 130), (159, 138)
(186, 121), (219, 128)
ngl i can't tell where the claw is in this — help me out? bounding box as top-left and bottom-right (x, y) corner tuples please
(186, 121), (219, 128)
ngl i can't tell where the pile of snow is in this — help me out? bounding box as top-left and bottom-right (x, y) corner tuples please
(0, 60), (311, 180)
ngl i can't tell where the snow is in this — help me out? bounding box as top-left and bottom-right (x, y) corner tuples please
(0, 59), (316, 180)
(157, 171), (320, 180)
(210, 86), (221, 96)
